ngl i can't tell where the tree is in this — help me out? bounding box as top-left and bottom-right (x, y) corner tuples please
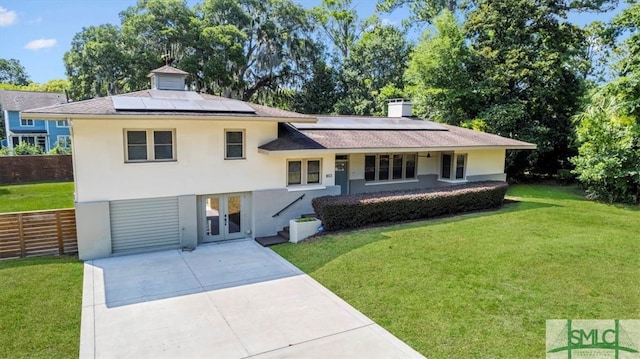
(0, 58), (30, 85)
(571, 81), (640, 203)
(292, 60), (338, 114)
(571, 1), (640, 204)
(334, 16), (412, 115)
(405, 10), (475, 123)
(609, 0), (639, 77)
(64, 24), (128, 99)
(463, 0), (593, 177)
(376, 0), (457, 25)
(201, 0), (320, 101)
(311, 0), (360, 63)
(119, 0), (199, 91)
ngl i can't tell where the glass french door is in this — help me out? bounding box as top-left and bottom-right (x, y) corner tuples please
(203, 194), (245, 242)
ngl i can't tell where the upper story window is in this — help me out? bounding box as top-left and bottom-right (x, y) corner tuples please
(124, 129), (175, 162)
(441, 153), (466, 180)
(56, 120), (69, 128)
(20, 119), (34, 127)
(365, 153), (417, 182)
(288, 159), (321, 186)
(225, 130), (245, 159)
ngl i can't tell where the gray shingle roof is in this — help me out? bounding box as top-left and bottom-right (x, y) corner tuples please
(21, 90), (313, 119)
(259, 122), (536, 151)
(0, 90), (66, 111)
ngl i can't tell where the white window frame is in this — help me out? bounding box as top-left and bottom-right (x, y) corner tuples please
(224, 129), (245, 160)
(57, 135), (71, 149)
(440, 152), (467, 182)
(124, 129), (176, 163)
(56, 120), (69, 128)
(287, 159), (322, 186)
(364, 153), (418, 183)
(20, 119), (34, 127)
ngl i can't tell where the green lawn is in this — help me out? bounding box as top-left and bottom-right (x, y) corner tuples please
(273, 185), (640, 358)
(0, 256), (84, 358)
(0, 182), (74, 213)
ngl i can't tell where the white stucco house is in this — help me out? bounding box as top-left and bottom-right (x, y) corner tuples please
(22, 66), (535, 260)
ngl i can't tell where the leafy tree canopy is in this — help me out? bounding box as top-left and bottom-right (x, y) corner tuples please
(0, 58), (30, 86)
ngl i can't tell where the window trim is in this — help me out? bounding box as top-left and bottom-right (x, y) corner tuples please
(56, 120), (69, 128)
(439, 152), (468, 182)
(124, 129), (176, 163)
(57, 135), (71, 149)
(224, 129), (245, 160)
(20, 119), (34, 127)
(364, 153), (418, 183)
(287, 158), (323, 186)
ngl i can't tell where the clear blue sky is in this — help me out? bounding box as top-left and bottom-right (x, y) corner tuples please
(0, 0), (627, 84)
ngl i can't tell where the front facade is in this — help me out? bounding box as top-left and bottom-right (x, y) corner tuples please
(22, 66), (535, 260)
(0, 90), (69, 152)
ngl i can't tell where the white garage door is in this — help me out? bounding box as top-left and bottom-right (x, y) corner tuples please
(110, 197), (180, 254)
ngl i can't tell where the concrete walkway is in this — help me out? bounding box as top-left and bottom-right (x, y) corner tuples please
(80, 239), (424, 358)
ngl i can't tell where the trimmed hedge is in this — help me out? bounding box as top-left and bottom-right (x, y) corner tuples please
(312, 181), (509, 231)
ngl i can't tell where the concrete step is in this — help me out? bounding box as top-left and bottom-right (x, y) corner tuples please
(277, 230), (290, 240)
(255, 235), (288, 247)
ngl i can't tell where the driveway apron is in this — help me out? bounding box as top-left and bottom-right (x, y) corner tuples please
(80, 239), (424, 358)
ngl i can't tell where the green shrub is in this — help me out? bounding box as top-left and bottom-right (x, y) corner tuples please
(312, 181), (509, 231)
(12, 142), (43, 155)
(556, 169), (575, 185)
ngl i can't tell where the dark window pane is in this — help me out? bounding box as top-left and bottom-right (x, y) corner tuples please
(379, 155), (389, 181)
(365, 155), (376, 181)
(392, 154), (403, 179)
(441, 154), (451, 179)
(226, 131), (243, 143)
(227, 144), (243, 158)
(127, 131), (146, 145)
(154, 144), (173, 159)
(128, 145), (147, 160)
(288, 161), (301, 185)
(405, 154), (416, 178)
(307, 160), (320, 184)
(154, 131), (172, 145)
(456, 155), (465, 179)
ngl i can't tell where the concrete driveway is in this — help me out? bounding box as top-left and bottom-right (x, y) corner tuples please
(80, 239), (424, 358)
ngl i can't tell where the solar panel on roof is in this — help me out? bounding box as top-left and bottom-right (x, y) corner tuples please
(112, 97), (146, 110)
(112, 94), (256, 114)
(291, 117), (448, 130)
(221, 100), (255, 113)
(148, 90), (203, 100)
(141, 98), (175, 110)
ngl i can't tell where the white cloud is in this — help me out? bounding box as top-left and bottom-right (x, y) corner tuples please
(24, 38), (57, 50)
(28, 16), (43, 25)
(0, 6), (18, 26)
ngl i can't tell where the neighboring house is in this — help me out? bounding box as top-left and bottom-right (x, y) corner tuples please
(22, 66), (536, 260)
(0, 89), (69, 152)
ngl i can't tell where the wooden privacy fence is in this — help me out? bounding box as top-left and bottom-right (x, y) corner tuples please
(0, 209), (78, 259)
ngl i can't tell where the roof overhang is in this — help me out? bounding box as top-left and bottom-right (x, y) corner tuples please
(258, 144), (536, 155)
(20, 112), (318, 123)
(9, 129), (48, 134)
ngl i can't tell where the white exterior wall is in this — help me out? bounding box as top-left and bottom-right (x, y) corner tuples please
(465, 149), (506, 176)
(72, 119), (335, 202)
